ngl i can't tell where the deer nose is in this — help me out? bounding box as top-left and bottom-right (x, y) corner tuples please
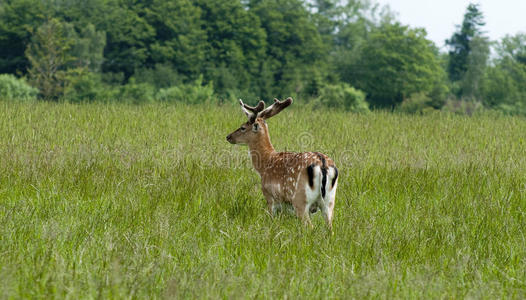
(226, 134), (236, 144)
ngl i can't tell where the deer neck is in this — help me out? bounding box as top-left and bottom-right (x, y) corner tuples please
(247, 131), (275, 174)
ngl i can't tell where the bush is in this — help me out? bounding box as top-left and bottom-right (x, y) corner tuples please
(315, 83), (369, 113)
(63, 68), (107, 102)
(481, 62), (526, 115)
(428, 77), (449, 109)
(0, 74), (38, 101)
(156, 76), (214, 104)
(495, 102), (526, 116)
(397, 93), (437, 114)
(118, 80), (156, 104)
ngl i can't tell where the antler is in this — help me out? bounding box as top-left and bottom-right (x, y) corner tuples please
(239, 99), (265, 123)
(257, 97), (293, 120)
(239, 97), (293, 123)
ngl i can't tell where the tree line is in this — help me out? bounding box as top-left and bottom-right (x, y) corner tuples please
(0, 0), (525, 114)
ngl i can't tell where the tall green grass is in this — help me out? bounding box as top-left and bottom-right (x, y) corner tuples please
(1, 102), (526, 298)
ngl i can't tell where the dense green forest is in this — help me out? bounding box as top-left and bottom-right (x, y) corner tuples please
(0, 0), (525, 114)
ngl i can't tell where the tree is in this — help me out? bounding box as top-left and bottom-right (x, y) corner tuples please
(497, 33), (526, 65)
(314, 0), (400, 90)
(99, 1), (155, 79)
(25, 18), (74, 99)
(249, 0), (327, 98)
(446, 3), (486, 83)
(143, 0), (207, 78)
(460, 36), (489, 100)
(309, 0), (339, 45)
(482, 34), (526, 114)
(354, 22), (446, 108)
(0, 0), (50, 74)
(329, 1), (375, 84)
(66, 23), (106, 72)
(45, 0), (155, 80)
(195, 0), (267, 97)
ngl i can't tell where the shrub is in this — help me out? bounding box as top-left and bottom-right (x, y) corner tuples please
(63, 68), (105, 102)
(315, 83), (369, 113)
(118, 80), (156, 104)
(397, 93), (437, 114)
(156, 76), (214, 104)
(0, 74), (38, 101)
(495, 102), (526, 116)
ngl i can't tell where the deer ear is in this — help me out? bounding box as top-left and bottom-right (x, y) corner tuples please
(252, 123), (260, 132)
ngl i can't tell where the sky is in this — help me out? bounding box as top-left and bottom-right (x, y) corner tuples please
(374, 0), (526, 50)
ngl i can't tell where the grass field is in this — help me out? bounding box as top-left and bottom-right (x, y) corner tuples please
(1, 101), (526, 298)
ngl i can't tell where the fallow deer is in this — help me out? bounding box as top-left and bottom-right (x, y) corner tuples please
(226, 97), (339, 230)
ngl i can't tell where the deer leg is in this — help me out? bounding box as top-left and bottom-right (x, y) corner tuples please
(321, 185), (337, 233)
(262, 189), (276, 216)
(294, 203), (312, 228)
(320, 203), (332, 232)
(303, 207), (313, 229)
(292, 191), (313, 228)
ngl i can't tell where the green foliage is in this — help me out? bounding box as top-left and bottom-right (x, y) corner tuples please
(62, 68), (108, 102)
(354, 23), (445, 108)
(196, 0), (268, 97)
(427, 68), (450, 109)
(207, 63), (246, 99)
(446, 3), (489, 101)
(156, 76), (214, 104)
(458, 36), (490, 100)
(98, 2), (156, 78)
(315, 83), (369, 112)
(25, 18), (74, 100)
(0, 0), (50, 74)
(118, 81), (156, 104)
(249, 0), (327, 98)
(446, 3), (486, 82)
(144, 0), (207, 78)
(66, 23), (106, 72)
(0, 0), (523, 113)
(25, 18), (107, 100)
(497, 33), (526, 64)
(481, 34), (526, 115)
(397, 93), (436, 114)
(132, 63), (182, 89)
(494, 102), (526, 116)
(325, 0), (382, 85)
(0, 74), (38, 101)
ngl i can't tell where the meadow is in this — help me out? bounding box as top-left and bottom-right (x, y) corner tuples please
(1, 101), (526, 298)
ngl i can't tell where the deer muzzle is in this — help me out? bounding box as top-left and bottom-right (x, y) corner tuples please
(226, 134), (235, 144)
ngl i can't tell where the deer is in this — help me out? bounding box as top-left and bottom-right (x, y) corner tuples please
(226, 97), (339, 230)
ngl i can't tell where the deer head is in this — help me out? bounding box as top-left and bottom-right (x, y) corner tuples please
(226, 97), (293, 145)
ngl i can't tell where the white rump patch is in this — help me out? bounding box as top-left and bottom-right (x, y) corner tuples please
(305, 165), (322, 209)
